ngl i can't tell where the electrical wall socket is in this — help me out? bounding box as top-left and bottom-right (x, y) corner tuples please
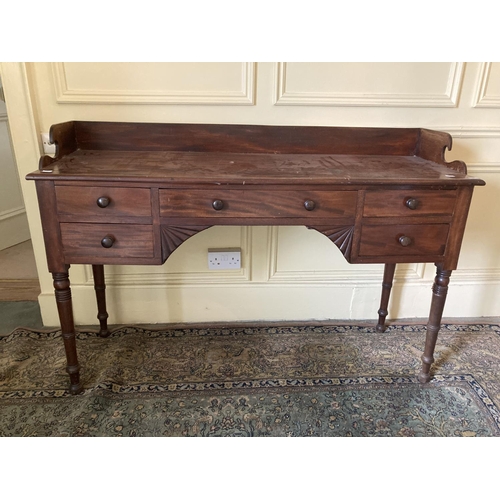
(41, 133), (56, 155)
(208, 248), (241, 270)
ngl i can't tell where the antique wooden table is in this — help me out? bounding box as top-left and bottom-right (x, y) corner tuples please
(27, 121), (485, 394)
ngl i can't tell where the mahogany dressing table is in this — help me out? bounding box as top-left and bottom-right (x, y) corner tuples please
(26, 121), (485, 395)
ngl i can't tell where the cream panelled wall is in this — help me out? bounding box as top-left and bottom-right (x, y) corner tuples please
(3, 62), (500, 326)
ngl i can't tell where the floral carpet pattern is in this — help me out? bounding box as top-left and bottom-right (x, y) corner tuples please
(1, 323), (500, 436)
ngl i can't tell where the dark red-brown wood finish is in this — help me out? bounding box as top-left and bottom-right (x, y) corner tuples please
(27, 121), (485, 394)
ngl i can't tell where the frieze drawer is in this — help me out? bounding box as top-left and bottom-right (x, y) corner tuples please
(363, 189), (457, 217)
(60, 223), (155, 259)
(359, 223), (450, 257)
(55, 186), (152, 219)
(160, 189), (358, 218)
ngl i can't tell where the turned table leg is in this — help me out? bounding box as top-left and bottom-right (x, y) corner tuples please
(92, 264), (110, 337)
(376, 263), (396, 332)
(418, 264), (452, 384)
(53, 269), (83, 395)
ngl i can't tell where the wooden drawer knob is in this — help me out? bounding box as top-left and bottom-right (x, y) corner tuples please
(212, 199), (224, 211)
(304, 200), (316, 211)
(398, 235), (412, 247)
(101, 235), (115, 248)
(405, 198), (419, 210)
(97, 196), (111, 208)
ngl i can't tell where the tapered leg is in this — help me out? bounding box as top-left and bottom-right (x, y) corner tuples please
(92, 265), (110, 338)
(53, 269), (82, 395)
(376, 263), (396, 332)
(418, 264), (452, 384)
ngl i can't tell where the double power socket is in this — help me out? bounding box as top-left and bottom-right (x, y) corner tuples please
(208, 249), (241, 270)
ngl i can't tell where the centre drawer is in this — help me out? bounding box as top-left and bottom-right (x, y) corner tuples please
(359, 223), (450, 257)
(60, 223), (155, 259)
(363, 189), (457, 217)
(159, 189), (357, 218)
(55, 186), (152, 219)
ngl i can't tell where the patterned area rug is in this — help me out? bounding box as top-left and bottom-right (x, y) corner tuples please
(1, 323), (500, 436)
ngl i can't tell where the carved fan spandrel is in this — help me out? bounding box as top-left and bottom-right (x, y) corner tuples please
(307, 225), (354, 261)
(161, 225), (212, 262)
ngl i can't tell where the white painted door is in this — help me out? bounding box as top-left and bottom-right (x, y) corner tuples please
(0, 76), (30, 251)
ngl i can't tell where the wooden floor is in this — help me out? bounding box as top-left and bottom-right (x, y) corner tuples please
(0, 241), (40, 301)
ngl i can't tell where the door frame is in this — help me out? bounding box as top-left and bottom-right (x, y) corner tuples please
(0, 62), (50, 295)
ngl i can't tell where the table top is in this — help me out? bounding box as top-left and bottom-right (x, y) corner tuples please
(27, 121), (485, 188)
(27, 149), (484, 187)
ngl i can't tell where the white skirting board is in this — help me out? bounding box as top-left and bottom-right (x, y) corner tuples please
(37, 279), (500, 327)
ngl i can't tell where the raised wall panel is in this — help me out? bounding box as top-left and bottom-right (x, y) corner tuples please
(473, 62), (500, 108)
(52, 62), (256, 105)
(443, 128), (500, 165)
(412, 130), (500, 286)
(0, 114), (24, 214)
(266, 226), (425, 284)
(446, 164), (500, 284)
(0, 111), (30, 249)
(275, 62), (464, 107)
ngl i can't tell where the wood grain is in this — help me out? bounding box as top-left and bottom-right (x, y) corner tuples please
(28, 150), (485, 187)
(359, 223), (450, 257)
(0, 279), (40, 301)
(55, 185), (152, 219)
(363, 189), (458, 217)
(72, 122), (421, 155)
(159, 189), (358, 218)
(60, 223), (155, 260)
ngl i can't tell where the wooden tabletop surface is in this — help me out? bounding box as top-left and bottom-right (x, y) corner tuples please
(27, 150), (484, 186)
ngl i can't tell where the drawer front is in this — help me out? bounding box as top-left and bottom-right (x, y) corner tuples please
(359, 223), (449, 257)
(60, 223), (154, 259)
(363, 189), (457, 217)
(56, 186), (152, 218)
(160, 189), (357, 218)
